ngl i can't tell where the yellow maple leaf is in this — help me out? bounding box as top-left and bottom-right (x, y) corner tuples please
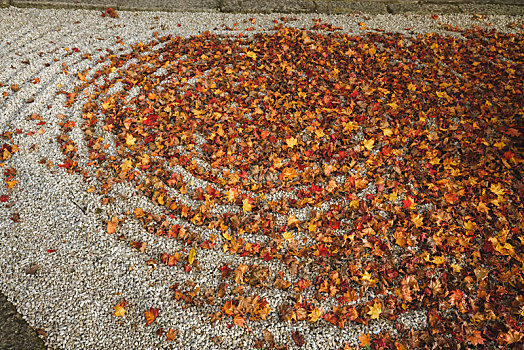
(308, 307), (323, 322)
(349, 199), (359, 210)
(222, 230), (232, 241)
(490, 183), (505, 197)
(113, 299), (127, 317)
(389, 191), (398, 201)
(101, 100), (111, 109)
(246, 51), (257, 60)
(361, 271), (377, 284)
(121, 158), (133, 172)
(125, 134), (136, 146)
(464, 220), (476, 231)
(382, 128), (393, 137)
(343, 121), (358, 134)
(315, 129), (325, 138)
(286, 136), (298, 148)
(188, 247), (195, 264)
(432, 256), (446, 265)
(282, 231), (294, 241)
(226, 188), (237, 203)
(368, 300), (382, 319)
(363, 138), (375, 151)
(2, 149), (11, 160)
(242, 198), (252, 213)
(451, 263), (462, 273)
(411, 213), (424, 228)
(493, 141), (506, 150)
(287, 215), (299, 228)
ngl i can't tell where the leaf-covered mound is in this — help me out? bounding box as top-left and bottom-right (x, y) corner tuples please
(59, 24), (523, 348)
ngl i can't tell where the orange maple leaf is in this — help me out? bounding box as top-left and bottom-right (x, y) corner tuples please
(358, 333), (371, 347)
(466, 330), (485, 346)
(107, 217), (118, 234)
(166, 328), (177, 342)
(113, 299), (127, 317)
(233, 314), (246, 327)
(144, 307), (159, 325)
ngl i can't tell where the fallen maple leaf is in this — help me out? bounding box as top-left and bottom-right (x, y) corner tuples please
(282, 231), (294, 241)
(242, 198), (252, 213)
(308, 307), (322, 322)
(233, 314), (246, 327)
(107, 217), (118, 234)
(411, 213), (424, 228)
(291, 330), (306, 347)
(285, 136), (298, 148)
(113, 299), (127, 317)
(165, 328), (177, 341)
(125, 134), (136, 146)
(367, 300), (382, 320)
(363, 138), (374, 151)
(359, 333), (371, 347)
(6, 180), (17, 189)
(382, 128), (393, 137)
(144, 307), (159, 325)
(466, 330), (485, 346)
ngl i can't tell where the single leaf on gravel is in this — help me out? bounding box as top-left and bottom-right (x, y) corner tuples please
(145, 307), (159, 325)
(188, 247), (195, 265)
(107, 217), (118, 234)
(165, 328), (177, 341)
(113, 299), (127, 317)
(291, 330), (305, 347)
(263, 329), (275, 345)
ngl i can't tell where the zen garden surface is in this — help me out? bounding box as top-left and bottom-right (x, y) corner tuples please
(0, 6), (523, 350)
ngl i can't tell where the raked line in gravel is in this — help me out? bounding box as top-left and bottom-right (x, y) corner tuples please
(0, 7), (522, 350)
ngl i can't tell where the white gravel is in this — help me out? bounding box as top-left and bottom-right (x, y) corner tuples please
(0, 7), (522, 350)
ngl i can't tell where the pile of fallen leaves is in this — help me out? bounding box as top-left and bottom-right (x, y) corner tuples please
(57, 21), (523, 348)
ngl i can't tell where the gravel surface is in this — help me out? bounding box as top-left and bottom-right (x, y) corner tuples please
(0, 7), (522, 350)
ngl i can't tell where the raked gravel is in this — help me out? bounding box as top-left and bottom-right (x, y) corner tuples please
(0, 7), (522, 350)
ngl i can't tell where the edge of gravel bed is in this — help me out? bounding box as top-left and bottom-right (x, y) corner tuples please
(0, 294), (46, 350)
(3, 0), (524, 15)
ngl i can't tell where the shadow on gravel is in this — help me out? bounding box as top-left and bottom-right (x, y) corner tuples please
(0, 293), (46, 350)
